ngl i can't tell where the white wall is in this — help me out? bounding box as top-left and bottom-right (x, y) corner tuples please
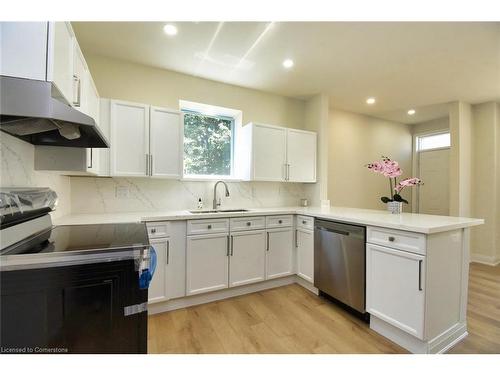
(0, 133), (72, 219)
(327, 108), (413, 210)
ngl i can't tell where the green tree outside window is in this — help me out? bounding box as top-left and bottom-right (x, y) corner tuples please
(183, 112), (233, 176)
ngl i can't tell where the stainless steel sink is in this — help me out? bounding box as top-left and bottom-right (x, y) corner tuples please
(189, 209), (249, 214)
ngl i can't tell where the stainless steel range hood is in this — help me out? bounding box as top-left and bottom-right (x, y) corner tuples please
(0, 76), (109, 148)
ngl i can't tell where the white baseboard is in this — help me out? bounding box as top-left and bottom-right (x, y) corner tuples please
(148, 276), (317, 315)
(470, 254), (500, 266)
(370, 316), (467, 354)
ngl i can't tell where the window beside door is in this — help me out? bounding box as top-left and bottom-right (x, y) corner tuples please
(416, 132), (450, 152)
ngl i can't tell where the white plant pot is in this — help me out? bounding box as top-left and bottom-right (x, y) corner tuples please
(387, 201), (403, 214)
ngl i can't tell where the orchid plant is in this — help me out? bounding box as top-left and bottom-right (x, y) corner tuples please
(366, 156), (423, 204)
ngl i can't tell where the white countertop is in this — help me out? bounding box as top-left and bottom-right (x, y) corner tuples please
(52, 206), (484, 234)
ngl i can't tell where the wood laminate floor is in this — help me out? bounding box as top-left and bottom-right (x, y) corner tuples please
(148, 263), (500, 354)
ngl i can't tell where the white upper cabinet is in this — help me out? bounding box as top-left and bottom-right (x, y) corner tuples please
(0, 22), (49, 80)
(237, 122), (317, 182)
(252, 124), (287, 181)
(109, 102), (183, 178)
(110, 100), (150, 177)
(149, 107), (183, 179)
(286, 129), (317, 183)
(49, 22), (75, 105)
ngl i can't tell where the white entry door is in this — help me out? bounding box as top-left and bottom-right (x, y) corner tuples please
(418, 149), (450, 215)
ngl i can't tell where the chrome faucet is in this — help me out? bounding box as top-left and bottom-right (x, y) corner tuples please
(213, 181), (230, 210)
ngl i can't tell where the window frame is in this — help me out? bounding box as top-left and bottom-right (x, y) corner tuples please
(181, 108), (236, 180)
(416, 131), (451, 152)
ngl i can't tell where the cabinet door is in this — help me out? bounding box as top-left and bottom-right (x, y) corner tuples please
(229, 230), (266, 287)
(366, 243), (425, 339)
(0, 22), (48, 80)
(287, 129), (316, 182)
(165, 221), (187, 300)
(296, 229), (314, 283)
(72, 43), (88, 113)
(148, 238), (168, 303)
(50, 22), (74, 105)
(186, 234), (229, 296)
(150, 107), (182, 178)
(252, 124), (287, 181)
(110, 100), (150, 176)
(266, 228), (294, 279)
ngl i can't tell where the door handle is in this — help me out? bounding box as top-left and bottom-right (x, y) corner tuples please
(230, 235), (234, 256)
(418, 260), (423, 291)
(87, 148), (93, 169)
(145, 154), (149, 175)
(316, 226), (350, 236)
(295, 229), (298, 248)
(166, 240), (170, 265)
(266, 232), (270, 251)
(150, 154), (153, 176)
(227, 235), (230, 256)
(286, 164), (290, 181)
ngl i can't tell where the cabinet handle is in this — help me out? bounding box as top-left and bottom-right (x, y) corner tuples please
(145, 154), (149, 175)
(388, 236), (395, 242)
(73, 74), (81, 107)
(207, 224), (212, 229)
(286, 164), (290, 181)
(418, 260), (423, 291)
(227, 235), (230, 256)
(295, 229), (298, 248)
(151, 228), (156, 234)
(302, 220), (307, 225)
(150, 154), (153, 176)
(266, 232), (270, 251)
(87, 148), (93, 169)
(166, 240), (170, 265)
(246, 222), (251, 226)
(278, 219), (283, 224)
(230, 235), (234, 256)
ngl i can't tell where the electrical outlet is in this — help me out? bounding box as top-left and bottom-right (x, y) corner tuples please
(115, 186), (129, 199)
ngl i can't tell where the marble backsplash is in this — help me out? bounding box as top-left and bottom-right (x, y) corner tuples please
(70, 177), (310, 214)
(0, 133), (72, 219)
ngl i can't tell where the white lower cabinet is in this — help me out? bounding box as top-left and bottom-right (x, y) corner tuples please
(296, 228), (314, 283)
(147, 221), (186, 304)
(366, 243), (426, 339)
(148, 237), (168, 303)
(186, 233), (229, 296)
(266, 228), (294, 279)
(229, 230), (266, 287)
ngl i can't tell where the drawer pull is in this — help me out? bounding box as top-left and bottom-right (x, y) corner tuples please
(207, 224), (212, 229)
(278, 220), (283, 224)
(246, 222), (251, 226)
(388, 236), (395, 242)
(151, 228), (156, 234)
(418, 260), (423, 291)
(302, 220), (307, 224)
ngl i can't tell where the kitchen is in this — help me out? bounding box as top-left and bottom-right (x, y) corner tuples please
(1, 3), (500, 372)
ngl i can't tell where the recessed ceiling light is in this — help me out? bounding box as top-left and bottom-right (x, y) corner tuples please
(366, 97), (376, 105)
(282, 59), (294, 69)
(163, 24), (178, 36)
(408, 109), (416, 115)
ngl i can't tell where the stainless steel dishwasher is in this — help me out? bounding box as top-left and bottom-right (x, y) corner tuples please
(314, 219), (367, 317)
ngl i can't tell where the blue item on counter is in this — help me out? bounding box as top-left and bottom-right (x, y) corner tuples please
(139, 246), (157, 289)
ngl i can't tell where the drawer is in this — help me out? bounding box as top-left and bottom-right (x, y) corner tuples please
(296, 215), (314, 230)
(146, 222), (169, 238)
(266, 215), (293, 228)
(230, 216), (265, 232)
(367, 226), (426, 255)
(187, 218), (229, 235)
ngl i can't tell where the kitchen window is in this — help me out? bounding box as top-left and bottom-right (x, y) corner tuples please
(182, 110), (235, 179)
(416, 132), (451, 152)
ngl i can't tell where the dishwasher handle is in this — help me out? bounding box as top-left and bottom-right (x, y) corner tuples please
(315, 226), (350, 236)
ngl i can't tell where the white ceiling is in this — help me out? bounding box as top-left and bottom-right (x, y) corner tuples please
(72, 22), (500, 124)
